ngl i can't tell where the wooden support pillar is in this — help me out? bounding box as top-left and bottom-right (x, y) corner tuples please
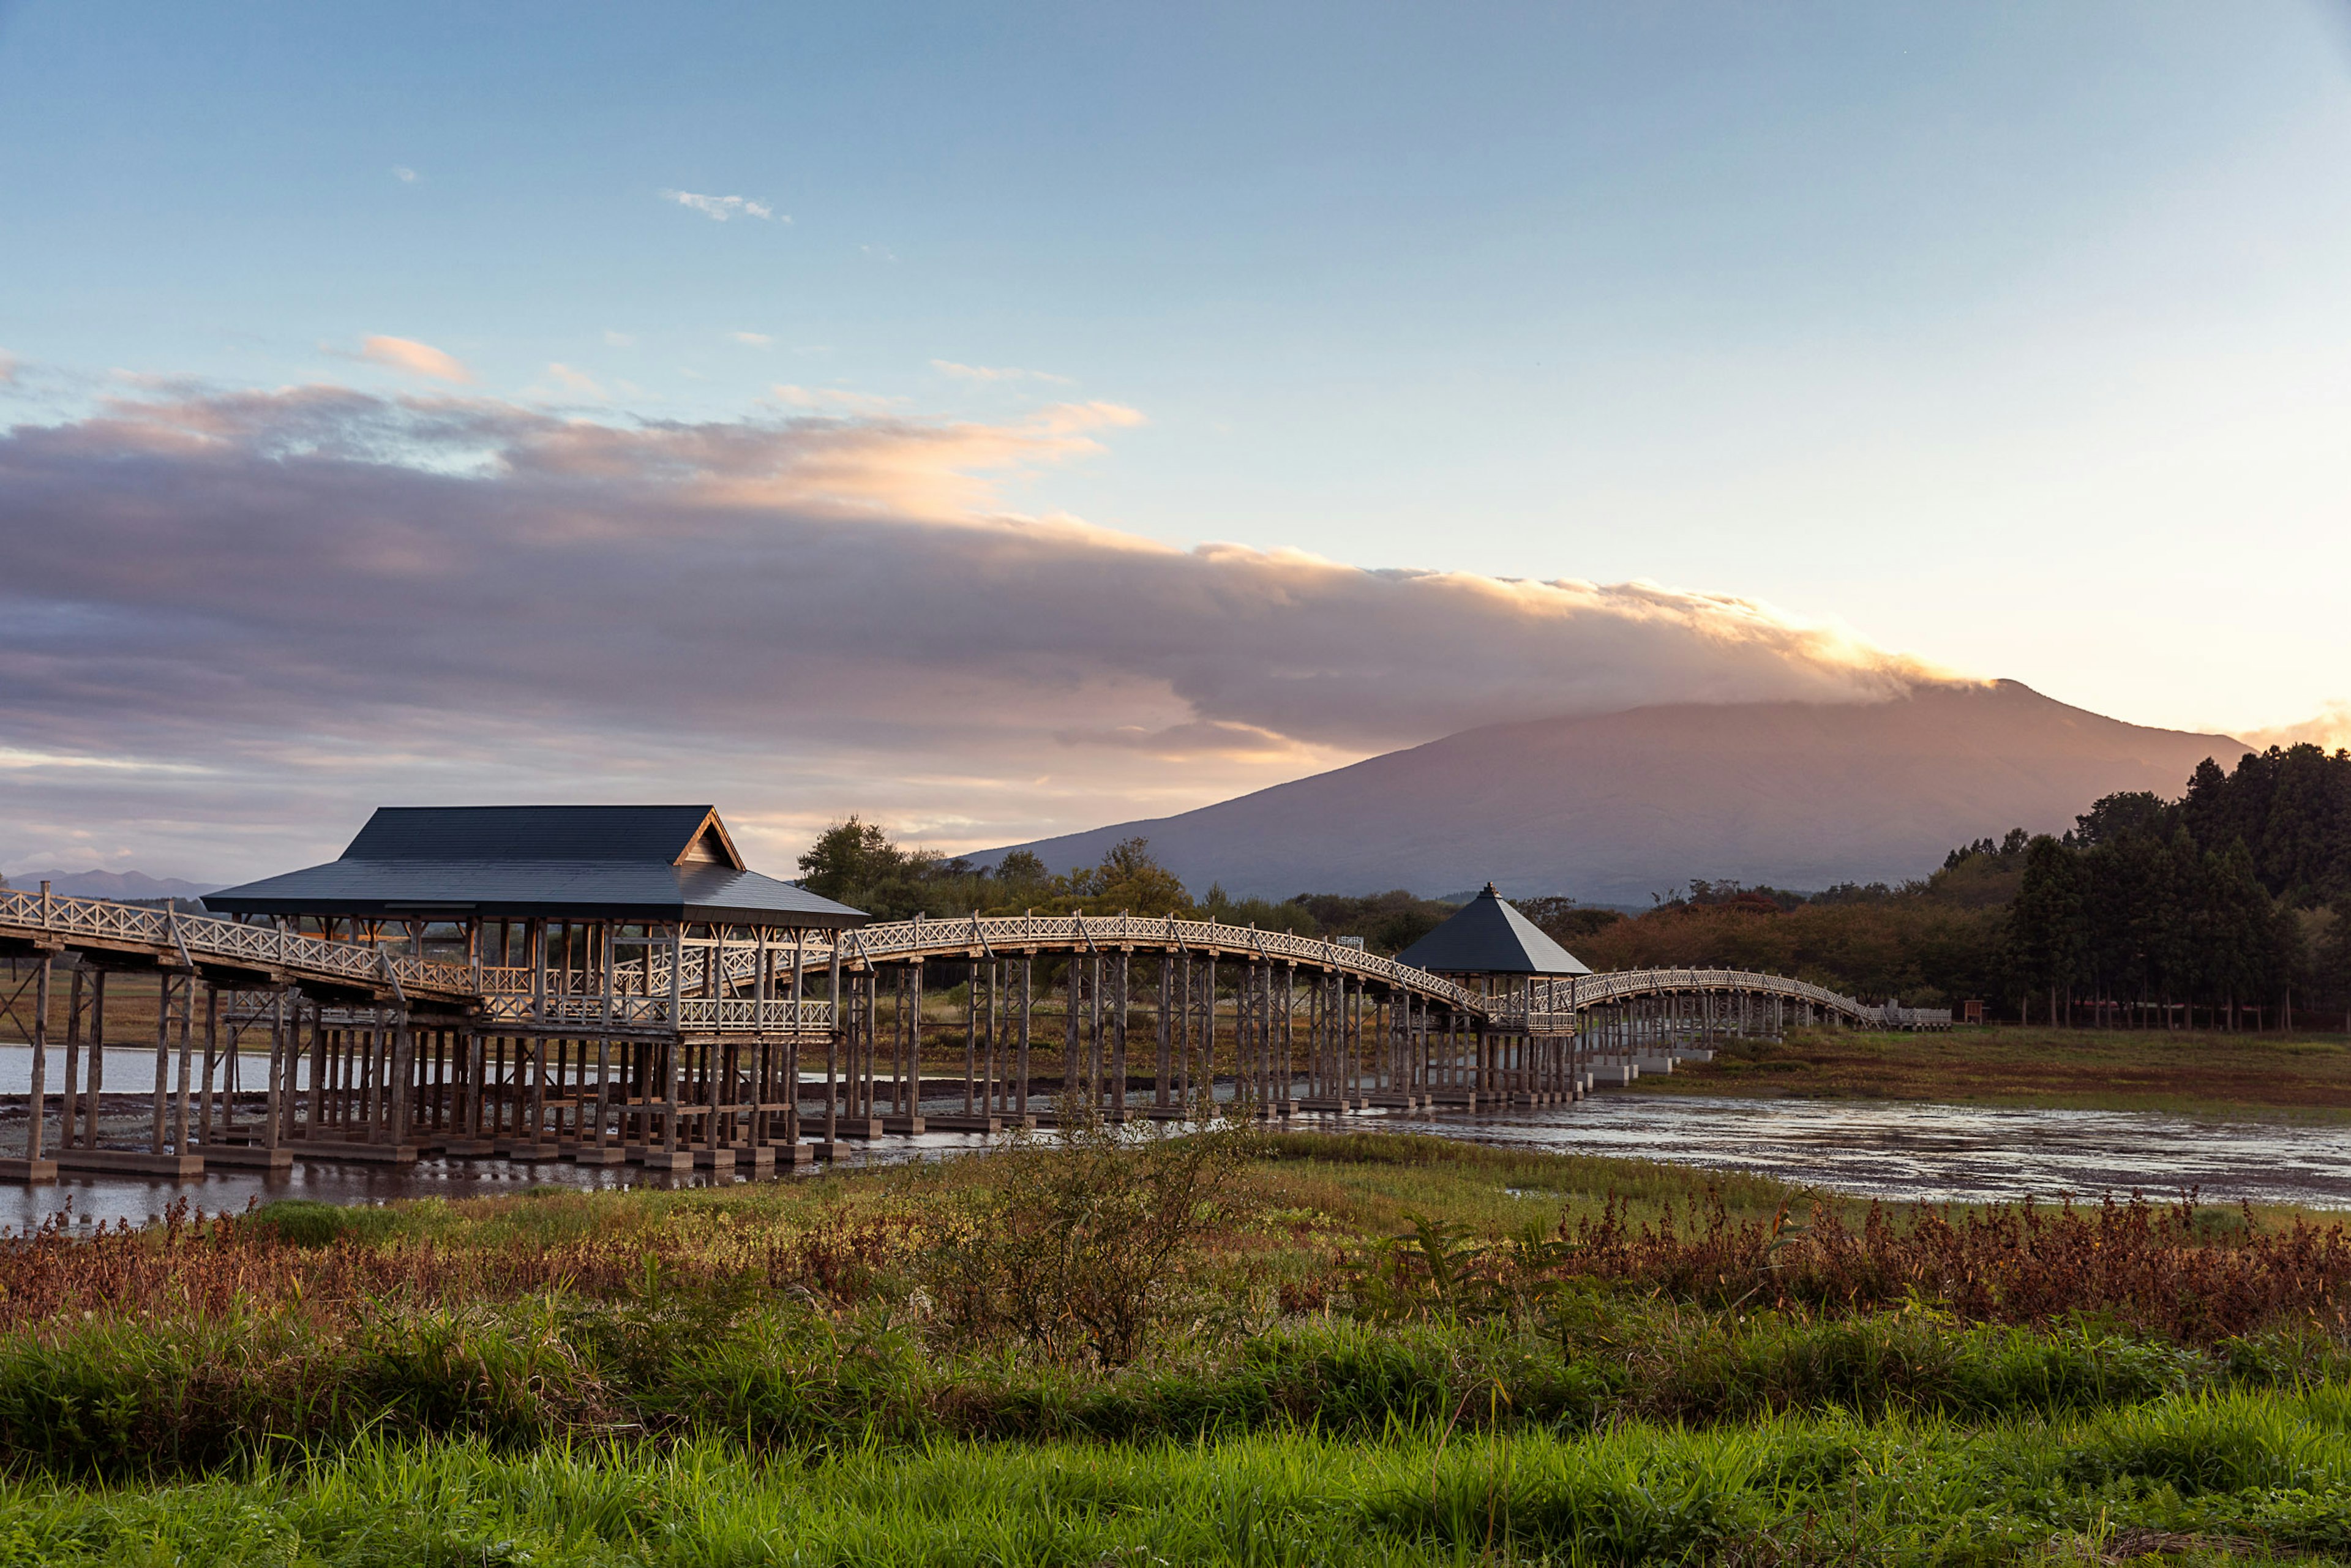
(151, 969), (177, 1152)
(1016, 955), (1033, 1115)
(824, 951), (842, 1146)
(963, 956), (978, 1115)
(21, 955), (51, 1169)
(1111, 949), (1130, 1118)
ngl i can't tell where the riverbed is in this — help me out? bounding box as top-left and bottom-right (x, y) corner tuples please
(4, 1078), (2350, 1233)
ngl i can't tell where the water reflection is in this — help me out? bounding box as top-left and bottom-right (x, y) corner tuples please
(1374, 1094), (2351, 1210)
(6, 1071), (2351, 1232)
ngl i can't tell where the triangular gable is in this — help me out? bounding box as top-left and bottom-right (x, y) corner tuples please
(674, 809), (745, 870)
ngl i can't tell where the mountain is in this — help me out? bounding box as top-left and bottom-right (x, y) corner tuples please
(982, 681), (2246, 905)
(3, 869), (219, 901)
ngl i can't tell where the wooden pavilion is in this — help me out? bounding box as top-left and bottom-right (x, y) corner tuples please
(204, 805), (866, 1171)
(1395, 883), (1591, 1108)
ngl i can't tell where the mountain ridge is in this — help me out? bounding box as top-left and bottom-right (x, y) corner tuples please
(2, 869), (219, 900)
(980, 681), (2245, 904)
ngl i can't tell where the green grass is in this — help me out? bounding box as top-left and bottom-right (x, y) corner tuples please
(9, 1388), (2351, 1566)
(13, 1133), (2351, 1562)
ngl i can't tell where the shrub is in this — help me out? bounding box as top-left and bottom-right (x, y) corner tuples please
(921, 1114), (1253, 1366)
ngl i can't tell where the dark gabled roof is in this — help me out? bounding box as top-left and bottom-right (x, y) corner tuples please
(204, 806), (864, 928)
(342, 805), (743, 866)
(1395, 883), (1591, 977)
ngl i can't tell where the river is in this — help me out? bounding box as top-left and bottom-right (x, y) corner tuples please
(1, 1072), (2347, 1233)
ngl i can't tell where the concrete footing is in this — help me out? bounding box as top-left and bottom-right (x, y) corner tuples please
(56, 1149), (206, 1177)
(195, 1144), (293, 1170)
(286, 1141), (419, 1165)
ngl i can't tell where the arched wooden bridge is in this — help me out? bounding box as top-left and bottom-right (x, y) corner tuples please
(0, 890), (1942, 1182)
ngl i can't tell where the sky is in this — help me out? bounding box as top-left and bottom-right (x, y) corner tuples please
(2, 1), (2349, 885)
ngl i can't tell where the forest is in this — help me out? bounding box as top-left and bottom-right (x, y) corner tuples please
(796, 742), (2351, 1022)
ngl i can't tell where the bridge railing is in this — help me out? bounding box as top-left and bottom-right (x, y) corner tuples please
(824, 912), (1483, 1010)
(1490, 968), (1878, 1031)
(2, 891), (1906, 1035)
(0, 887), (476, 1000)
(474, 992), (834, 1032)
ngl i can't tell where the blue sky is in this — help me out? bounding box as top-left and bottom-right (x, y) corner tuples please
(3, 2), (2349, 879)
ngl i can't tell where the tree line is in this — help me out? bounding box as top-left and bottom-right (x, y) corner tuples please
(1562, 744), (2351, 1026)
(794, 741), (2351, 1026)
(792, 816), (1461, 951)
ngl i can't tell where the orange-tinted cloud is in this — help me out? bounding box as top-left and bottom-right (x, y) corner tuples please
(359, 336), (474, 383)
(0, 383), (1944, 879)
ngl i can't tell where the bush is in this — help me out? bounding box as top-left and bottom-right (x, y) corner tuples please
(921, 1115), (1253, 1366)
(246, 1199), (398, 1249)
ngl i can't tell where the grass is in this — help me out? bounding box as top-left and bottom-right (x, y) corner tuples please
(7, 1131), (2351, 1561)
(1640, 1027), (2351, 1120)
(9, 1392), (2351, 1566)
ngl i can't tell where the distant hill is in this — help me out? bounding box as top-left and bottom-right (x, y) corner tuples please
(3, 869), (218, 901)
(980, 681), (2245, 904)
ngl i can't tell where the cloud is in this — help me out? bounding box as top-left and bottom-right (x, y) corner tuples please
(0, 382), (1940, 880)
(603, 331), (636, 348)
(732, 332), (773, 348)
(0, 351), (15, 384)
(932, 360), (1075, 385)
(358, 336), (473, 384)
(391, 166), (419, 184)
(765, 384), (909, 417)
(537, 363), (607, 399)
(661, 190), (778, 222)
(2239, 703), (2351, 753)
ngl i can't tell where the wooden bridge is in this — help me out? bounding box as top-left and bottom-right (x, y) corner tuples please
(0, 880), (1941, 1185)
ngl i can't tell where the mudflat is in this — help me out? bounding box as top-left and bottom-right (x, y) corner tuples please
(1643, 1026), (2351, 1119)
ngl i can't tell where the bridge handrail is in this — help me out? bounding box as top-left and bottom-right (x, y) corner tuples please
(0, 887), (476, 999)
(1496, 967), (1878, 1027)
(806, 912), (1485, 1009)
(1, 891), (1902, 1032)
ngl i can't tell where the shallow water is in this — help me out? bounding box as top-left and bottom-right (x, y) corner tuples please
(5, 1048), (2351, 1230)
(1373, 1093), (2351, 1210)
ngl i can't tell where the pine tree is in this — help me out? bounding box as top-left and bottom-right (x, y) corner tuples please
(2008, 835), (2083, 1023)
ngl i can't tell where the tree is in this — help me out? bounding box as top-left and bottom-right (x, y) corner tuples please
(2316, 897), (2351, 1027)
(995, 850), (1049, 890)
(2008, 835), (2083, 1020)
(1052, 838), (1191, 915)
(795, 816), (904, 903)
(2071, 791), (2170, 849)
(1515, 896), (1627, 945)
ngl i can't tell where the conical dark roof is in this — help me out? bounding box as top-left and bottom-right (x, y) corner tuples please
(1395, 884), (1591, 976)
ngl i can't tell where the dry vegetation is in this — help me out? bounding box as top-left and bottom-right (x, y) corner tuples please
(6, 1132), (2351, 1562)
(1646, 1026), (2351, 1117)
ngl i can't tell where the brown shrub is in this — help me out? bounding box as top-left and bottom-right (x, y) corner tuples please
(1553, 1190), (2351, 1341)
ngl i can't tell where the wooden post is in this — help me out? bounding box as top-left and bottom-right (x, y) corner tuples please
(664, 923), (683, 1155)
(1112, 949), (1129, 1118)
(24, 956), (48, 1162)
(825, 948), (841, 1146)
(173, 981), (197, 1152)
(150, 970), (174, 1152)
(1016, 955), (1033, 1116)
(60, 965), (82, 1150)
(963, 957), (978, 1115)
(264, 991), (285, 1151)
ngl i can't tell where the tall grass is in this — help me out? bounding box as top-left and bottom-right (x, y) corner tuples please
(1, 1135), (2350, 1486)
(8, 1387), (2351, 1565)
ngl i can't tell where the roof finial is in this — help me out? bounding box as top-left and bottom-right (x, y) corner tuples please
(1482, 881), (1499, 896)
